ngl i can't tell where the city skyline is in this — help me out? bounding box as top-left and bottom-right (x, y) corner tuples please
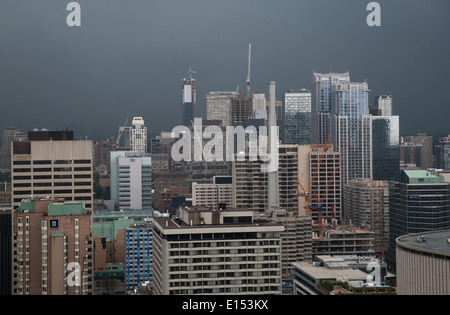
(0, 0), (449, 139)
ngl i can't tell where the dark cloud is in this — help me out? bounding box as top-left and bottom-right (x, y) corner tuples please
(0, 0), (449, 140)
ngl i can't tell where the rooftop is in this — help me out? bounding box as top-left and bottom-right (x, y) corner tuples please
(402, 169), (445, 184)
(396, 229), (450, 257)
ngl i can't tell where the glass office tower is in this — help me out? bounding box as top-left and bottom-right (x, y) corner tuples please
(372, 116), (400, 181)
(331, 81), (372, 188)
(282, 89), (312, 145)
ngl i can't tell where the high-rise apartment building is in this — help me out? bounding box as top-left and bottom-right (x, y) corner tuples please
(388, 169), (450, 267)
(182, 70), (196, 127)
(152, 206), (284, 295)
(131, 117), (147, 153)
(401, 133), (433, 170)
(125, 220), (154, 293)
(192, 176), (233, 208)
(344, 179), (390, 253)
(311, 72), (350, 145)
(331, 81), (372, 188)
(233, 144), (341, 220)
(282, 89), (312, 145)
(205, 91), (238, 126)
(12, 197), (94, 295)
(110, 151), (152, 210)
(11, 131), (94, 213)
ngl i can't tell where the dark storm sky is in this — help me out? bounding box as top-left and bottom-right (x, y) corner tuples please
(0, 0), (449, 140)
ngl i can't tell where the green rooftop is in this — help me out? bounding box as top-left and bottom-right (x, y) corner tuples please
(17, 201), (35, 213)
(47, 203), (86, 216)
(403, 170), (445, 184)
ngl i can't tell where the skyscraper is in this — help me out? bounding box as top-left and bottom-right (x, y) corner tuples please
(372, 115), (400, 181)
(373, 95), (392, 116)
(205, 91), (238, 126)
(388, 169), (450, 267)
(131, 117), (147, 153)
(110, 151), (152, 210)
(311, 72), (350, 145)
(11, 130), (94, 213)
(12, 197), (94, 295)
(344, 178), (390, 253)
(330, 81), (372, 188)
(282, 89), (312, 145)
(181, 69), (196, 127)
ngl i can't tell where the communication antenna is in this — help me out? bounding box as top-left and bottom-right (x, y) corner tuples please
(188, 67), (197, 79)
(246, 43), (252, 96)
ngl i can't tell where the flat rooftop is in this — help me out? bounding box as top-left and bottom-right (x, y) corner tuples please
(397, 230), (450, 256)
(291, 262), (368, 282)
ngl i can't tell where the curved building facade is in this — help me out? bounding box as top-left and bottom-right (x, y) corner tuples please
(396, 230), (450, 295)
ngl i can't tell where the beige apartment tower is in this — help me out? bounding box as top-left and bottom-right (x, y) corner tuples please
(11, 131), (94, 213)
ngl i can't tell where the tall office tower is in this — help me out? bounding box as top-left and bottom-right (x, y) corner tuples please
(12, 197), (94, 295)
(344, 179), (390, 253)
(312, 72), (350, 145)
(181, 69), (196, 127)
(373, 95), (392, 116)
(330, 81), (373, 188)
(110, 151), (152, 210)
(11, 131), (94, 213)
(130, 117), (147, 153)
(372, 116), (400, 181)
(402, 133), (433, 170)
(205, 91), (238, 126)
(0, 127), (27, 172)
(125, 220), (153, 293)
(231, 92), (253, 126)
(306, 145), (342, 221)
(152, 206), (284, 295)
(400, 142), (423, 168)
(282, 89), (312, 145)
(388, 170), (450, 267)
(233, 145), (299, 216)
(0, 208), (11, 295)
(435, 135), (450, 171)
(192, 176), (233, 207)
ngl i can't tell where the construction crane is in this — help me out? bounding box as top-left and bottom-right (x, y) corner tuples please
(246, 43), (251, 96)
(116, 118), (129, 147)
(296, 134), (332, 214)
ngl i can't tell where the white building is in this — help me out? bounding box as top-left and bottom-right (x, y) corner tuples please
(205, 91), (238, 126)
(131, 117), (147, 153)
(110, 151), (152, 210)
(152, 206), (284, 295)
(192, 176), (233, 208)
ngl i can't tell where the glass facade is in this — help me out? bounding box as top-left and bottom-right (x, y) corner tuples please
(331, 82), (372, 188)
(282, 89), (311, 145)
(372, 116), (400, 181)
